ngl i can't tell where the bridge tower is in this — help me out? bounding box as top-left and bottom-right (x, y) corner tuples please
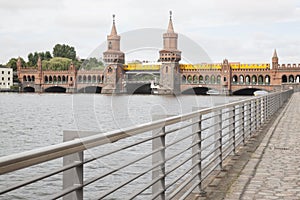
(16, 57), (22, 82)
(102, 14), (125, 94)
(221, 59), (232, 95)
(272, 49), (279, 69)
(35, 56), (43, 92)
(158, 11), (181, 95)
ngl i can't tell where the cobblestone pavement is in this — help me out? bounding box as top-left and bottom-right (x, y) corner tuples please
(225, 93), (300, 200)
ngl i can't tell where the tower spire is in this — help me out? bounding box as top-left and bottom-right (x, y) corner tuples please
(273, 49), (278, 58)
(110, 14), (117, 36)
(167, 10), (174, 33)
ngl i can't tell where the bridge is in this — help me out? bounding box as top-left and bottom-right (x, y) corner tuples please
(0, 89), (294, 199)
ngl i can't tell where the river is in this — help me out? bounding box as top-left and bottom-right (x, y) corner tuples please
(0, 93), (247, 199)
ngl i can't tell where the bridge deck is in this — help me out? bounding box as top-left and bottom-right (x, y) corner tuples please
(204, 92), (300, 199)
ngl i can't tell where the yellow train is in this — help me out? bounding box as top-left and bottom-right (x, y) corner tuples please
(123, 63), (160, 71)
(123, 62), (271, 71)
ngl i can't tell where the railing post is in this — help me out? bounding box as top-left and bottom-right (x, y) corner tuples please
(192, 108), (204, 194)
(230, 105), (236, 154)
(218, 109), (223, 169)
(152, 115), (167, 200)
(63, 131), (83, 200)
(242, 103), (246, 144)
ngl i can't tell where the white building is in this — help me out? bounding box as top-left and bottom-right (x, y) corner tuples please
(0, 67), (13, 89)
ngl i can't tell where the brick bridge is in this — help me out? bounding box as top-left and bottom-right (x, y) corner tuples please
(16, 13), (300, 95)
(17, 52), (300, 95)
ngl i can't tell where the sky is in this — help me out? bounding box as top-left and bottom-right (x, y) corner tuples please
(1, 0), (300, 65)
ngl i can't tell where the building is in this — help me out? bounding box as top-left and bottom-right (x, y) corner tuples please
(16, 12), (300, 95)
(0, 67), (13, 90)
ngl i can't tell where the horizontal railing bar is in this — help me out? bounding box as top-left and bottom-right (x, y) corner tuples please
(165, 131), (197, 150)
(167, 168), (200, 199)
(98, 160), (164, 199)
(178, 180), (201, 200)
(201, 145), (221, 163)
(83, 147), (163, 187)
(151, 189), (165, 200)
(83, 132), (163, 165)
(166, 161), (200, 192)
(201, 136), (221, 152)
(127, 175), (164, 200)
(0, 161), (80, 195)
(48, 183), (82, 200)
(165, 120), (200, 135)
(165, 149), (200, 181)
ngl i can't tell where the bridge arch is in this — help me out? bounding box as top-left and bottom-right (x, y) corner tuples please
(289, 75), (294, 83)
(78, 86), (102, 93)
(211, 75), (216, 84)
(265, 75), (270, 85)
(282, 75), (287, 83)
(239, 75), (244, 84)
(205, 75), (209, 84)
(245, 75), (250, 84)
(252, 75), (257, 84)
(217, 75), (221, 84)
(296, 75), (300, 83)
(193, 75), (198, 83)
(199, 75), (203, 83)
(187, 75), (192, 84)
(233, 88), (268, 96)
(23, 86), (35, 92)
(232, 75), (238, 84)
(181, 87), (209, 95)
(45, 86), (66, 93)
(258, 75), (264, 84)
(182, 75), (187, 84)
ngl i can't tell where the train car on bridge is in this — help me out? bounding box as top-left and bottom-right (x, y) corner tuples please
(124, 62), (160, 71)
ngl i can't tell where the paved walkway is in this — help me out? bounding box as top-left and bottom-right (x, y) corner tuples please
(225, 93), (300, 200)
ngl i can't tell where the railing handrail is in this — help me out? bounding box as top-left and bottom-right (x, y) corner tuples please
(0, 90), (287, 175)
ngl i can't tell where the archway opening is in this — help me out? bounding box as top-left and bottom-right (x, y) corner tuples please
(78, 86), (102, 93)
(23, 87), (35, 92)
(45, 86), (66, 93)
(233, 88), (266, 96)
(181, 87), (209, 95)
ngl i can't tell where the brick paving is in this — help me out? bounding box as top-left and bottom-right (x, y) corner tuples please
(225, 93), (300, 200)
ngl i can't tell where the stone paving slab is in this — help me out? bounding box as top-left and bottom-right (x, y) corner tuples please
(225, 93), (300, 200)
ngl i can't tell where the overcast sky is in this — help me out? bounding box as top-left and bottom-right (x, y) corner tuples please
(1, 0), (300, 65)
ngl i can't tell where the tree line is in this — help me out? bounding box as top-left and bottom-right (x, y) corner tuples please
(3, 44), (104, 71)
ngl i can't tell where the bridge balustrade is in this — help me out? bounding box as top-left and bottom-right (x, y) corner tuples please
(0, 90), (293, 199)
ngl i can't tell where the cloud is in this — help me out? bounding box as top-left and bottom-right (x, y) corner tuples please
(0, 0), (299, 64)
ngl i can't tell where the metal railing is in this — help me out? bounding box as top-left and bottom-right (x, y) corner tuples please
(0, 90), (293, 199)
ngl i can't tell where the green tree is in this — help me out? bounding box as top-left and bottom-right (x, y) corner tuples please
(6, 57), (26, 71)
(42, 57), (72, 70)
(27, 51), (52, 66)
(81, 57), (104, 70)
(53, 44), (76, 60)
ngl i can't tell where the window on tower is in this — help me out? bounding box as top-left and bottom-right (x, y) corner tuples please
(108, 42), (112, 50)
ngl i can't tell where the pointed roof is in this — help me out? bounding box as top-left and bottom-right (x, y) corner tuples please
(110, 14), (117, 36)
(273, 49), (278, 58)
(167, 11), (174, 33)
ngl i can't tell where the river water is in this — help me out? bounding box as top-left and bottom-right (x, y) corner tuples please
(0, 93), (247, 199)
